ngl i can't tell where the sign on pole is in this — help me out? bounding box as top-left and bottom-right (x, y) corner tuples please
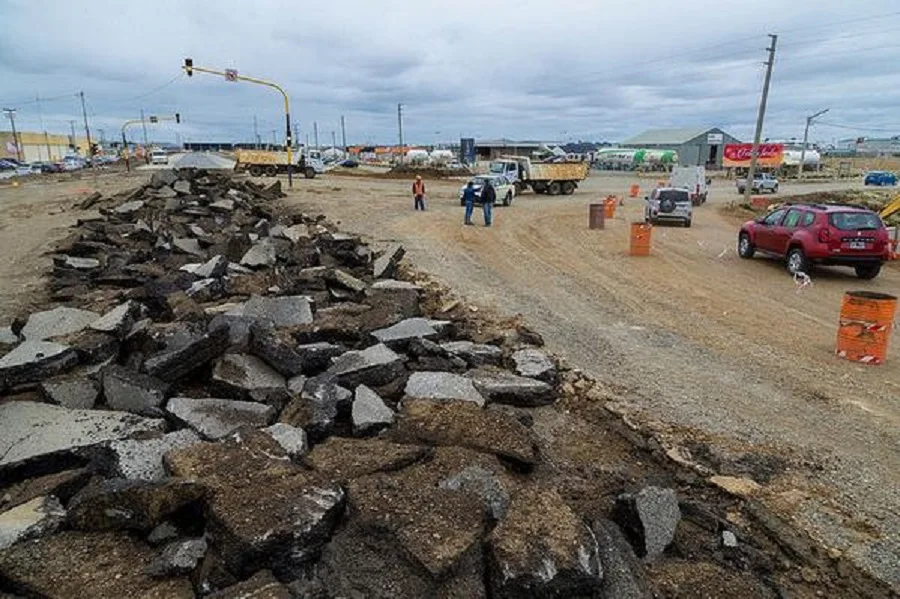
(149, 116), (158, 123)
(225, 69), (238, 82)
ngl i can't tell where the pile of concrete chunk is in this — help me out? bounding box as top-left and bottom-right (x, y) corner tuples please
(0, 169), (687, 598)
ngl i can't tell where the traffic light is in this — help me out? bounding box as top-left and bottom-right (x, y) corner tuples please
(175, 113), (181, 124)
(184, 58), (193, 77)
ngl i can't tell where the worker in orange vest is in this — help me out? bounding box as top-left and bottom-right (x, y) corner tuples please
(412, 175), (426, 211)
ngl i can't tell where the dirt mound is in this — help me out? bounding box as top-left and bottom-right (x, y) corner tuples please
(385, 164), (472, 179)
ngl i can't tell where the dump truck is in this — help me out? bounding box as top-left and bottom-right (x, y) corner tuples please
(489, 156), (590, 195)
(234, 149), (325, 179)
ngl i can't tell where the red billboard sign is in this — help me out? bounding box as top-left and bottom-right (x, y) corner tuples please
(723, 143), (784, 167)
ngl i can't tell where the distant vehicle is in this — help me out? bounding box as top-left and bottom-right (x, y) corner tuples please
(338, 159), (359, 168)
(738, 203), (890, 279)
(0, 159), (17, 171)
(669, 166), (709, 205)
(459, 175), (516, 207)
(644, 187), (693, 227)
(864, 171), (897, 186)
(737, 172), (779, 194)
(59, 156), (86, 171)
(150, 150), (169, 165)
(40, 162), (64, 173)
(14, 163), (40, 176)
(489, 156), (589, 196)
(234, 149), (325, 179)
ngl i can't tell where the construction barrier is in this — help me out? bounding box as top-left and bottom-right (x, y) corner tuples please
(629, 222), (652, 256)
(588, 204), (605, 229)
(604, 196), (617, 219)
(750, 196), (772, 210)
(629, 184), (640, 198)
(835, 291), (897, 365)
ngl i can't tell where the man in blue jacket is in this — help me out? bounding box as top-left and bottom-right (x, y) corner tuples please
(462, 181), (477, 225)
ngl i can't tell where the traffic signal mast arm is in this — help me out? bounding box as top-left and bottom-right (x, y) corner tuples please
(182, 59), (294, 187)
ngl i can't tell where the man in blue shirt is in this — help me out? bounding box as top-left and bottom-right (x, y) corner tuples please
(462, 181), (477, 225)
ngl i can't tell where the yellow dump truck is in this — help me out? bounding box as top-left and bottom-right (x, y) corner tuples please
(489, 156), (590, 195)
(233, 149), (325, 179)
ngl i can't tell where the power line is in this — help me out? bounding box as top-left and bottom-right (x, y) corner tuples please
(816, 121), (900, 133)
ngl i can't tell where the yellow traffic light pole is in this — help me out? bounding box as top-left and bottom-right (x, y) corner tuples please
(182, 59), (294, 188)
(122, 114), (180, 172)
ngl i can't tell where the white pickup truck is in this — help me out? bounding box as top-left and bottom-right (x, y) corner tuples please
(737, 172), (779, 194)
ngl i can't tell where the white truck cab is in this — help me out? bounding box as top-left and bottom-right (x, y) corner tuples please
(669, 166), (708, 206)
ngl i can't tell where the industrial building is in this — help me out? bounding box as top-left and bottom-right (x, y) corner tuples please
(474, 139), (560, 161)
(1, 131), (91, 162)
(621, 127), (741, 169)
(834, 137), (900, 156)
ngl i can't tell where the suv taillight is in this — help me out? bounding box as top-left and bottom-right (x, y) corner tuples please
(818, 228), (831, 243)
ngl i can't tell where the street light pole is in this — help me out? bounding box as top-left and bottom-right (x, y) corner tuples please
(799, 108), (828, 179)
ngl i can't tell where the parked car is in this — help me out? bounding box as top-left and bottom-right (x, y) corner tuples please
(669, 165), (708, 205)
(59, 156), (86, 171)
(863, 170), (897, 186)
(738, 203), (890, 279)
(338, 159), (359, 168)
(14, 163), (40, 176)
(458, 175), (516, 206)
(35, 162), (63, 173)
(644, 187), (693, 227)
(737, 172), (779, 194)
(0, 159), (18, 171)
(150, 150), (169, 165)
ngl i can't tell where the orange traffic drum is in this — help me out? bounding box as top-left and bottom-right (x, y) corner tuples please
(628, 184), (640, 198)
(630, 222), (652, 256)
(604, 197), (617, 219)
(836, 291), (897, 365)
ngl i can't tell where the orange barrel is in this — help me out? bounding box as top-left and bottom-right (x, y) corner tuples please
(629, 222), (652, 256)
(629, 184), (640, 198)
(835, 291), (897, 365)
(604, 197), (617, 219)
(589, 204), (605, 229)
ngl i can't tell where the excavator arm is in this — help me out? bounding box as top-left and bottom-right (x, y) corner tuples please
(880, 195), (900, 220)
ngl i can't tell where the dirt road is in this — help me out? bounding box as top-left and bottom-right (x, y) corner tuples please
(0, 168), (896, 588)
(287, 171), (900, 588)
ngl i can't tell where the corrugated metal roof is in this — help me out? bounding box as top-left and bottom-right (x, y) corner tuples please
(621, 128), (716, 146)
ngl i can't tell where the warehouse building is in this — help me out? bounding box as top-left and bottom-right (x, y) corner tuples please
(1, 131), (90, 162)
(621, 127), (741, 169)
(474, 139), (560, 161)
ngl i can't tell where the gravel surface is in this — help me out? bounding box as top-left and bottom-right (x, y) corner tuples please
(286, 171), (900, 590)
(1, 169), (897, 590)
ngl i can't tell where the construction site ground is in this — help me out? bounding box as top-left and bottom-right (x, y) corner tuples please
(1, 169), (898, 591)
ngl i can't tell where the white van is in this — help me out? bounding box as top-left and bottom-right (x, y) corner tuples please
(669, 166), (709, 206)
(150, 150), (169, 165)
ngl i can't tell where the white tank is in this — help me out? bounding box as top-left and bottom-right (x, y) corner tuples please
(782, 149), (820, 166)
(429, 149), (454, 165)
(406, 149), (430, 164)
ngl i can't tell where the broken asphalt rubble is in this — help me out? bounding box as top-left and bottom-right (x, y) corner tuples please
(0, 169), (869, 598)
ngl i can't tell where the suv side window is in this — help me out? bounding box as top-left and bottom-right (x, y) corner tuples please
(783, 210), (802, 228)
(763, 209), (786, 226)
(801, 212), (816, 227)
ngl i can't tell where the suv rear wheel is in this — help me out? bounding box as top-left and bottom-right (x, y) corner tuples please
(738, 233), (755, 258)
(855, 263), (882, 280)
(786, 247), (808, 275)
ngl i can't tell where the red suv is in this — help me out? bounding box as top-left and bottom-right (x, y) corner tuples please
(738, 203), (890, 279)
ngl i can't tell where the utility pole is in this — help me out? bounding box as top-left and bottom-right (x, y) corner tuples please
(799, 108), (828, 179)
(313, 122), (319, 150)
(397, 103), (404, 163)
(2, 108), (22, 161)
(331, 131), (336, 151)
(97, 128), (105, 143)
(340, 115), (347, 149)
(743, 34), (777, 205)
(271, 130), (277, 147)
(69, 120), (77, 151)
(253, 115), (259, 149)
(293, 124), (299, 150)
(78, 91), (94, 167)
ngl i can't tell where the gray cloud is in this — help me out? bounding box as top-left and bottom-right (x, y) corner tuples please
(2, 0), (899, 145)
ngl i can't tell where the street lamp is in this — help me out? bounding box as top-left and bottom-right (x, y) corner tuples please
(799, 108), (828, 179)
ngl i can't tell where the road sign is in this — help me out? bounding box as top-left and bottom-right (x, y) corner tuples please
(225, 69), (238, 82)
(149, 116), (158, 123)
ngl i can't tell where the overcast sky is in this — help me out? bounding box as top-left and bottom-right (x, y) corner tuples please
(2, 0), (899, 146)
